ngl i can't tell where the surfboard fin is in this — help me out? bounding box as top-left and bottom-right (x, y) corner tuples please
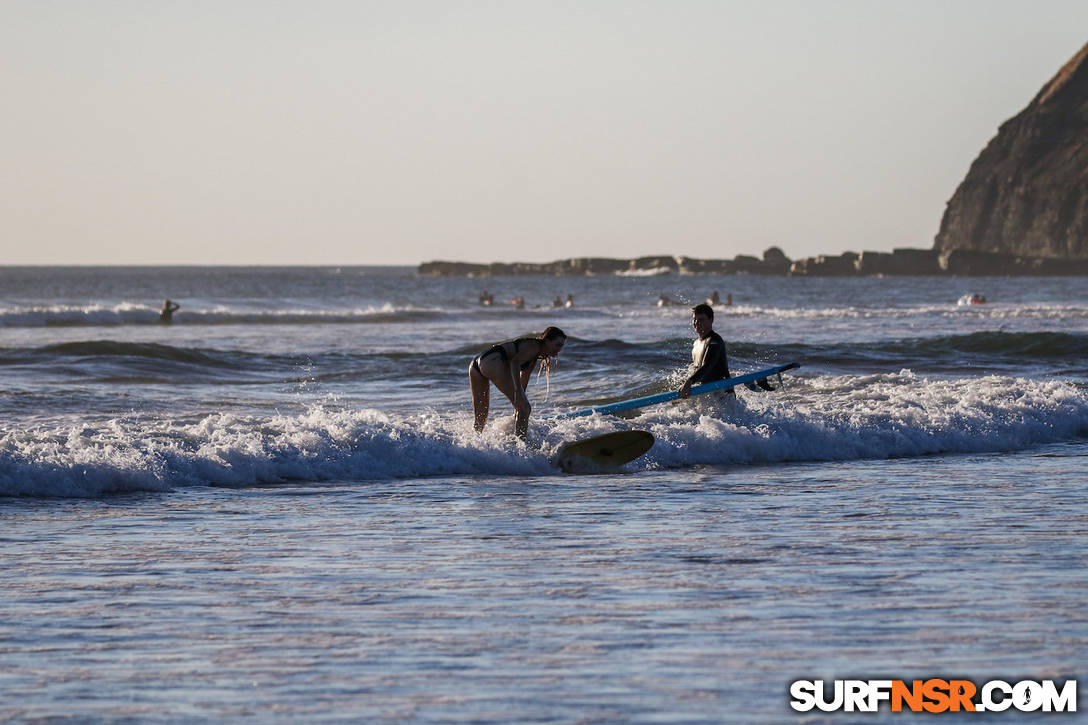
(745, 372), (784, 392)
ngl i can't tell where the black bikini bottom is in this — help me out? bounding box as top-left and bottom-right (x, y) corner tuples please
(472, 345), (508, 375)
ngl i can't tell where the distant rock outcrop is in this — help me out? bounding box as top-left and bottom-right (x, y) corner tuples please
(418, 250), (796, 277)
(855, 248), (939, 275)
(418, 243), (1088, 277)
(934, 41), (1088, 260)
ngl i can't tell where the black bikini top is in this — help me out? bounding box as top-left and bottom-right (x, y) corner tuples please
(480, 338), (540, 370)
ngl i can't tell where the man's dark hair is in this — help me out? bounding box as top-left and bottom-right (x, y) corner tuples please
(692, 303), (714, 321)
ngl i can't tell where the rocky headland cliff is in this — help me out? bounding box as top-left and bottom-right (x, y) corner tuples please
(934, 41), (1088, 261)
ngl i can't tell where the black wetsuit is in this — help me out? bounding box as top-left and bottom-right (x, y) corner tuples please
(690, 330), (730, 385)
(471, 338), (538, 375)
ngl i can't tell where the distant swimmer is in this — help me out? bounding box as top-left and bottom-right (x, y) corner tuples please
(510, 296), (526, 310)
(552, 296), (563, 308)
(678, 303), (731, 400)
(707, 290), (733, 307)
(565, 294), (574, 308)
(470, 326), (567, 440)
(656, 294), (682, 307)
(159, 299), (180, 324)
(479, 290), (494, 306)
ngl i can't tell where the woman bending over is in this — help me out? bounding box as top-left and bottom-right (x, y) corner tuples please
(469, 326), (566, 439)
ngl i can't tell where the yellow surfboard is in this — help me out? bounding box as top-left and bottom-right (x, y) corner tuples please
(556, 430), (654, 473)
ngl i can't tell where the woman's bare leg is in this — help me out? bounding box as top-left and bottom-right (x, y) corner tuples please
(470, 363), (490, 432)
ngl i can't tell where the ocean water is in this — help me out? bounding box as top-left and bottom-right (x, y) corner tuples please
(1, 267), (1085, 722)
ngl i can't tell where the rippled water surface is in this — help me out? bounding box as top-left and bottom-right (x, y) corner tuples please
(3, 444), (1085, 723)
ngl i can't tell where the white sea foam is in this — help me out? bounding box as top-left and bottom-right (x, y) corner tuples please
(2, 373), (1085, 498)
(0, 302), (434, 327)
(633, 372), (1088, 467)
(713, 302), (1088, 321)
(616, 267), (675, 277)
(0, 303), (157, 327)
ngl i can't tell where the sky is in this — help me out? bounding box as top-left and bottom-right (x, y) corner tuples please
(2, 1), (1086, 266)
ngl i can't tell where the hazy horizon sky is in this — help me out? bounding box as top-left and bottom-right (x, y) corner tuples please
(3, 1), (1086, 265)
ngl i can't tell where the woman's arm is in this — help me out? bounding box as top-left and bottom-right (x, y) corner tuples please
(515, 339), (543, 390)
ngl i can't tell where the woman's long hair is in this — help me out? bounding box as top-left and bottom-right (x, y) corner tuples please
(536, 326), (566, 399)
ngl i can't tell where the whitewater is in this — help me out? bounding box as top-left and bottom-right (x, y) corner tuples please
(1, 266), (1085, 723)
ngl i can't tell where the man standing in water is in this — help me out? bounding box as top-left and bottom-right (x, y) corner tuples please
(678, 303), (730, 399)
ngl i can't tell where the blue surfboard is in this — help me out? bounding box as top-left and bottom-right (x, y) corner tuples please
(555, 362), (800, 419)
